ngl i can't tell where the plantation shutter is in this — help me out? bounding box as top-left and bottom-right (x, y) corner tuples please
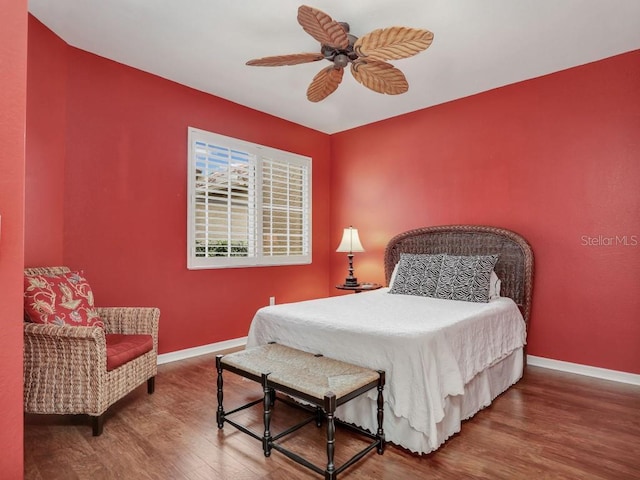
(188, 127), (311, 269)
(261, 157), (310, 258)
(191, 141), (256, 260)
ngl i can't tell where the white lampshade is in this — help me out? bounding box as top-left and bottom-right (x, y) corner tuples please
(336, 226), (365, 253)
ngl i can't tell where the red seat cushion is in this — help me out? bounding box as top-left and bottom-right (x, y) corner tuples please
(106, 334), (153, 371)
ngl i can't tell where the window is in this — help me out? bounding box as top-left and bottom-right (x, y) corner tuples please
(187, 127), (312, 269)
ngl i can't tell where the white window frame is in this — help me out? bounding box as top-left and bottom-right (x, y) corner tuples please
(187, 127), (312, 269)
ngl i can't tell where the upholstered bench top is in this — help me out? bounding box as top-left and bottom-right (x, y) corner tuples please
(221, 344), (380, 401)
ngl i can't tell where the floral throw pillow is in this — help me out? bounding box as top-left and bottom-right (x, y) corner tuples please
(24, 272), (104, 327)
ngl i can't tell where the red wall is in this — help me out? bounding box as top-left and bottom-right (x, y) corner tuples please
(330, 50), (640, 374)
(0, 0), (27, 476)
(57, 38), (332, 354)
(25, 16), (67, 266)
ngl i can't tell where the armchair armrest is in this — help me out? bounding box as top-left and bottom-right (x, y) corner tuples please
(24, 322), (106, 353)
(23, 323), (108, 409)
(95, 307), (160, 351)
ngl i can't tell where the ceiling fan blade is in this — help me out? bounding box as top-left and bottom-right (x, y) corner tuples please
(297, 5), (349, 49)
(350, 60), (408, 95)
(246, 52), (325, 66)
(354, 27), (434, 61)
(307, 66), (344, 102)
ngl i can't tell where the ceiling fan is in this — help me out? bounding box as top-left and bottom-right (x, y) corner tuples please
(246, 5), (434, 102)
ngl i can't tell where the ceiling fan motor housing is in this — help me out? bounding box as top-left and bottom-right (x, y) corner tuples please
(321, 31), (359, 68)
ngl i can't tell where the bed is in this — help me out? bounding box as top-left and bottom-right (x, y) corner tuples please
(247, 225), (534, 454)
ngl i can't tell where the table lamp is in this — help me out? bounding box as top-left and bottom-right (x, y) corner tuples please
(336, 226), (365, 287)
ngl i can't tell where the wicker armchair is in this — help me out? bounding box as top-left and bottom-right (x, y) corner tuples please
(23, 266), (160, 435)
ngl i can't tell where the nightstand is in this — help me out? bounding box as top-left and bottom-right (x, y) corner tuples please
(335, 283), (383, 293)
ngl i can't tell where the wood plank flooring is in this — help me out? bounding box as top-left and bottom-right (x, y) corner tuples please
(24, 352), (640, 479)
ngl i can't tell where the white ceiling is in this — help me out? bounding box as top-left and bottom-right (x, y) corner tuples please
(28, 0), (640, 134)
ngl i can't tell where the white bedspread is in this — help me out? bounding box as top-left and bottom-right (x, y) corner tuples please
(246, 288), (526, 452)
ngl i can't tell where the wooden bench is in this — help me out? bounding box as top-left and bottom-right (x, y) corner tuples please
(216, 343), (385, 480)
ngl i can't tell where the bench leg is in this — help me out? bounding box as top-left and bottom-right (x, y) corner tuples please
(324, 393), (337, 480)
(216, 355), (225, 429)
(262, 373), (272, 457)
(376, 371), (386, 455)
(267, 387), (276, 407)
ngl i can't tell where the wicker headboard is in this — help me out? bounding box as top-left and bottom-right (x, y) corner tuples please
(384, 225), (534, 326)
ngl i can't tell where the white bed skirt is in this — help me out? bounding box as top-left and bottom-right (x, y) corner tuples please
(335, 347), (524, 455)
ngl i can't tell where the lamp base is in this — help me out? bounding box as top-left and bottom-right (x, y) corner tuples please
(344, 277), (359, 287)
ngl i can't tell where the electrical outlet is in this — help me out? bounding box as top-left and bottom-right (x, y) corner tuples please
(269, 296), (275, 306)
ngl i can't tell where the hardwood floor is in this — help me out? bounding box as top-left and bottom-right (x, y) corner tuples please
(24, 353), (640, 480)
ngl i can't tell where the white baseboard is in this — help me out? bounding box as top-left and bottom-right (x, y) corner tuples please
(527, 355), (640, 386)
(157, 336), (247, 365)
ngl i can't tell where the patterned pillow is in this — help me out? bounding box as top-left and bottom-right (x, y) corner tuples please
(24, 271), (104, 327)
(388, 253), (445, 297)
(435, 254), (498, 303)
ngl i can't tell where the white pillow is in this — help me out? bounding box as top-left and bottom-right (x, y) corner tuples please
(489, 271), (501, 300)
(388, 263), (399, 288)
